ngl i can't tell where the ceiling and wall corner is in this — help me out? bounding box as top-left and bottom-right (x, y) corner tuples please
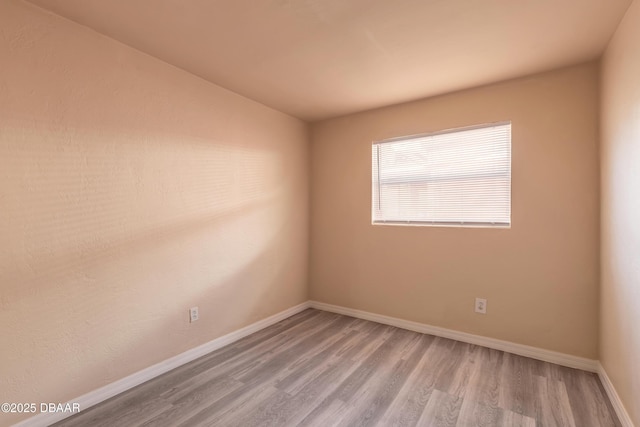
(24, 0), (632, 121)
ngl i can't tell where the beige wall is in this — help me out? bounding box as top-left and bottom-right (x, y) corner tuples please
(0, 1), (309, 424)
(310, 63), (600, 359)
(600, 0), (640, 423)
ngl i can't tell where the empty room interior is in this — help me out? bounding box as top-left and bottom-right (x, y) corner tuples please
(1, 0), (639, 426)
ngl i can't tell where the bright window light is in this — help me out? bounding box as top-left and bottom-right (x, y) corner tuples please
(372, 122), (511, 227)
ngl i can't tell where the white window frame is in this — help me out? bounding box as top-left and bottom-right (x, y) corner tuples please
(371, 121), (512, 228)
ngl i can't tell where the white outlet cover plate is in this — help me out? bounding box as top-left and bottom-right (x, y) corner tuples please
(190, 307), (199, 322)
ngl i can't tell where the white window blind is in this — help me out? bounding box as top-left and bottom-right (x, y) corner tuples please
(372, 122), (511, 226)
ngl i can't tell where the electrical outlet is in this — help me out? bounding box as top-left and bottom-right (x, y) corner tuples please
(475, 298), (487, 314)
(190, 307), (199, 323)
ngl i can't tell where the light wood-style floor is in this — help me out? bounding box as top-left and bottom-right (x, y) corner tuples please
(54, 309), (620, 427)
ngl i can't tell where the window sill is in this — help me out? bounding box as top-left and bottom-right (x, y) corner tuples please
(371, 221), (511, 229)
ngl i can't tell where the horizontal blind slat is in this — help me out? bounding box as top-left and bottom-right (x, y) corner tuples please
(372, 122), (511, 226)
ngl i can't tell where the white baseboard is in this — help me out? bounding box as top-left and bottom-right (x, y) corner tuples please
(13, 301), (311, 427)
(597, 362), (635, 427)
(309, 301), (599, 372)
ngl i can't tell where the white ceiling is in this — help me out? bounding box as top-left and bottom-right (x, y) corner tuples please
(27, 0), (632, 121)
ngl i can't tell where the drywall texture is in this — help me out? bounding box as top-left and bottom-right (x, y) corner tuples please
(600, 0), (640, 423)
(310, 63), (600, 359)
(0, 1), (309, 424)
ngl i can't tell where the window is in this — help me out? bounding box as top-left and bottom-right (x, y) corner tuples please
(372, 122), (511, 227)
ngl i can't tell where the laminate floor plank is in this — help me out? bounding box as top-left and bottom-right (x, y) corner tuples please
(247, 326), (402, 426)
(54, 309), (621, 427)
(462, 346), (504, 408)
(497, 352), (538, 418)
(444, 343), (480, 399)
(251, 348), (360, 426)
(455, 398), (503, 427)
(295, 399), (347, 427)
(415, 389), (462, 427)
(275, 329), (364, 395)
(205, 385), (291, 427)
(297, 328), (418, 425)
(500, 409), (537, 427)
(334, 334), (427, 427)
(376, 336), (438, 427)
(535, 376), (576, 427)
(560, 370), (621, 427)
(230, 315), (353, 383)
(139, 376), (244, 427)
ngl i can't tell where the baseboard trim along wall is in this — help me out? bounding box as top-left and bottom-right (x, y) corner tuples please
(15, 300), (634, 427)
(308, 301), (599, 372)
(12, 302), (312, 427)
(597, 362), (635, 427)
